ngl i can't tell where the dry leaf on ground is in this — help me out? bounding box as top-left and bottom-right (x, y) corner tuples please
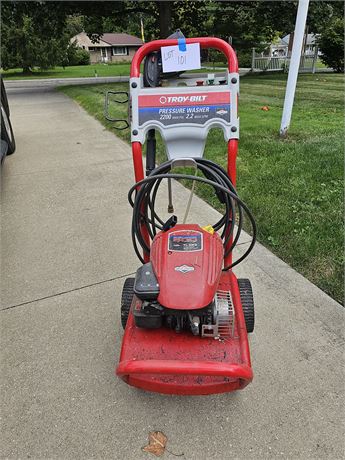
(142, 431), (167, 457)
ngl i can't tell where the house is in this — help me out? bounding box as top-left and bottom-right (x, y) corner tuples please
(270, 33), (320, 57)
(71, 32), (143, 63)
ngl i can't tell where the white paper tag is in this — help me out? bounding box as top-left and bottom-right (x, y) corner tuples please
(161, 43), (201, 73)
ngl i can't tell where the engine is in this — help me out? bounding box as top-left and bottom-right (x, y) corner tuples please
(132, 224), (235, 338)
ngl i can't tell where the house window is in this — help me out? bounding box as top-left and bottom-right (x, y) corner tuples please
(88, 47), (95, 52)
(112, 46), (127, 56)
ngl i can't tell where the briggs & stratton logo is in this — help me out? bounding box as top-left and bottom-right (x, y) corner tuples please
(175, 265), (195, 274)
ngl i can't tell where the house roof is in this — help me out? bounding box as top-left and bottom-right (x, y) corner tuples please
(101, 33), (143, 46)
(71, 32), (142, 48)
(281, 33), (318, 46)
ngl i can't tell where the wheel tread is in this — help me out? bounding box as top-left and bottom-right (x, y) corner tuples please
(238, 278), (255, 333)
(121, 278), (135, 329)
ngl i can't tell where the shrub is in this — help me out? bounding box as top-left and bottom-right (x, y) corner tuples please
(72, 48), (90, 66)
(66, 42), (91, 66)
(207, 49), (227, 65)
(237, 50), (252, 68)
(318, 17), (344, 72)
(207, 48), (253, 68)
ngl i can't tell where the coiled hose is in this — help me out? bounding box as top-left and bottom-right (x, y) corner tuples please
(128, 158), (256, 270)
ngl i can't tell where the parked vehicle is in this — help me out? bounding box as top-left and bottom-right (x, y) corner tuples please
(1, 75), (16, 162)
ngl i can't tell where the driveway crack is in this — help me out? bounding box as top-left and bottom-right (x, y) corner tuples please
(1, 271), (136, 312)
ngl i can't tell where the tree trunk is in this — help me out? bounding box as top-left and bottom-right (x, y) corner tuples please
(22, 65), (32, 75)
(288, 32), (294, 57)
(156, 1), (172, 38)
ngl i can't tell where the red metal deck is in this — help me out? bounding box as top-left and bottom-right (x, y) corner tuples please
(116, 271), (253, 395)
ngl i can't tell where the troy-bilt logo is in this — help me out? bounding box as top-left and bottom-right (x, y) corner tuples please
(139, 92), (229, 108)
(175, 265), (195, 274)
(159, 95), (207, 105)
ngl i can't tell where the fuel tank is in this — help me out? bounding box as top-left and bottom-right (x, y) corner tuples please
(150, 224), (224, 310)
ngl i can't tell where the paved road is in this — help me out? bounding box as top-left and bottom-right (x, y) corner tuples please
(3, 69), (251, 91)
(1, 87), (344, 459)
(4, 76), (130, 91)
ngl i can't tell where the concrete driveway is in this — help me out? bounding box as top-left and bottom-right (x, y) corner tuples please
(1, 87), (344, 459)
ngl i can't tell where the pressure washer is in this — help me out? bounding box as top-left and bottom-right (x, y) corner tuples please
(106, 35), (256, 395)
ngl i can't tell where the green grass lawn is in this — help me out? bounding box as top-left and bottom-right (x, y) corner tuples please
(1, 63), (132, 79)
(60, 73), (344, 303)
(1, 63), (214, 80)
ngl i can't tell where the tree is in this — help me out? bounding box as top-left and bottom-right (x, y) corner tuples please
(318, 17), (344, 72)
(212, 2), (294, 51)
(210, 1), (344, 67)
(65, 15), (84, 38)
(79, 1), (213, 40)
(308, 1), (344, 72)
(1, 0), (211, 72)
(1, 2), (71, 72)
(3, 0), (342, 73)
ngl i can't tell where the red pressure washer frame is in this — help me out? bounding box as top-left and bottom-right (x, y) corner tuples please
(116, 37), (253, 395)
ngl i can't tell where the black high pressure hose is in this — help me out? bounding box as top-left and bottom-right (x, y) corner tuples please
(128, 159), (256, 271)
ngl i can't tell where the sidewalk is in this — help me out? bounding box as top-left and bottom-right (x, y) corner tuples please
(1, 87), (344, 459)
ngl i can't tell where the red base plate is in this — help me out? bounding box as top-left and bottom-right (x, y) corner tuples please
(116, 271), (253, 395)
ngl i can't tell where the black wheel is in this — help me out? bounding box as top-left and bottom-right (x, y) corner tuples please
(238, 278), (254, 333)
(1, 104), (15, 155)
(121, 277), (135, 329)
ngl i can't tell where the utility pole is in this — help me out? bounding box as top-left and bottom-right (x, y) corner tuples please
(140, 15), (145, 43)
(280, 0), (310, 137)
